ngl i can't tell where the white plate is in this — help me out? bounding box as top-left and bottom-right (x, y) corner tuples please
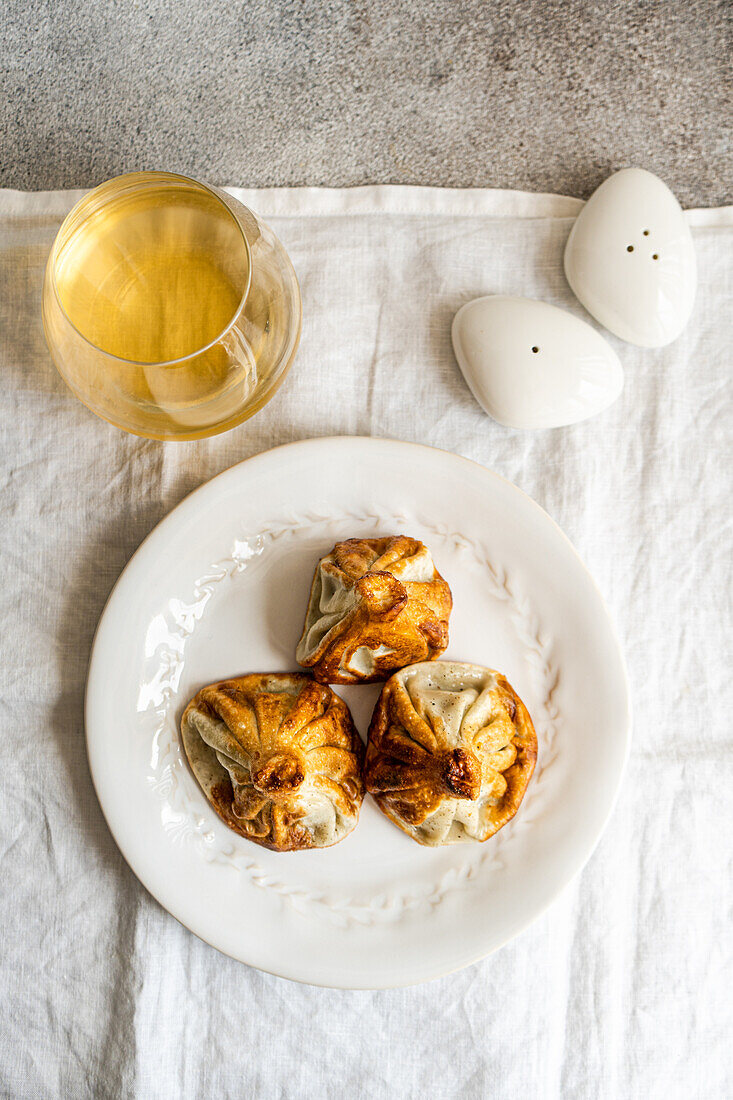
(86, 437), (631, 988)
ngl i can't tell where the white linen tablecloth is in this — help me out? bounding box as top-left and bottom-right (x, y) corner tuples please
(0, 185), (731, 1099)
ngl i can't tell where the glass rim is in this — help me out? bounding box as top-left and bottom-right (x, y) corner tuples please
(48, 170), (253, 368)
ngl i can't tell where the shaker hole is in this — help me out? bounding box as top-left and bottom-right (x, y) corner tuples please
(643, 229), (650, 236)
(627, 245), (634, 252)
(531, 346), (539, 353)
(652, 253), (659, 260)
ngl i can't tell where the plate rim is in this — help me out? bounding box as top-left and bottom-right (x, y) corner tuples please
(85, 435), (633, 988)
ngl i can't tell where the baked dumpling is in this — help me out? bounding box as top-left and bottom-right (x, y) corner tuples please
(365, 662), (537, 846)
(296, 536), (452, 684)
(181, 673), (364, 851)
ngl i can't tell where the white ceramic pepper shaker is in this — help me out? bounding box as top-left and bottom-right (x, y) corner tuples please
(564, 167), (696, 347)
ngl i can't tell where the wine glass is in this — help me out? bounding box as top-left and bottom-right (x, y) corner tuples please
(42, 172), (301, 440)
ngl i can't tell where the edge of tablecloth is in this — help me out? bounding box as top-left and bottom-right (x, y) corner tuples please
(0, 184), (730, 225)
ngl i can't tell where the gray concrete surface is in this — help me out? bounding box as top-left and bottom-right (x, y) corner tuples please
(2, 0), (730, 205)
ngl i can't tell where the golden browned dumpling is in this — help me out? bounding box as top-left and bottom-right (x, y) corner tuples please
(295, 536), (452, 684)
(181, 673), (364, 851)
(365, 662), (537, 846)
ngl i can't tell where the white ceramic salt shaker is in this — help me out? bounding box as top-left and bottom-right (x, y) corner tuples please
(451, 295), (623, 430)
(564, 167), (696, 347)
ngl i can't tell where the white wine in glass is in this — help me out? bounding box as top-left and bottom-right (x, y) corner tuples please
(42, 172), (301, 440)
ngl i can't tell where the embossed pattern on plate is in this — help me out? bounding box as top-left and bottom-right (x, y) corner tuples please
(140, 509), (560, 927)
